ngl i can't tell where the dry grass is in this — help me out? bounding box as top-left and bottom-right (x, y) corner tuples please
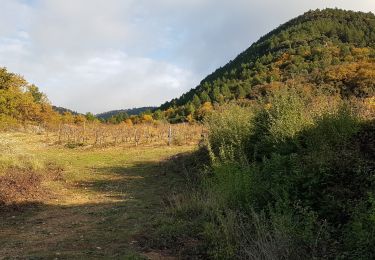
(0, 133), (65, 210)
(0, 131), (197, 258)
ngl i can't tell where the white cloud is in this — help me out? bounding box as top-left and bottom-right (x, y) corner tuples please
(0, 0), (374, 113)
(28, 50), (195, 113)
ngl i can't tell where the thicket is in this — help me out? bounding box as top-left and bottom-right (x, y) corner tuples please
(204, 90), (374, 259)
(154, 88), (374, 259)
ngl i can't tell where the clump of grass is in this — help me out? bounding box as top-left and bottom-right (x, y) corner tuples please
(0, 134), (44, 171)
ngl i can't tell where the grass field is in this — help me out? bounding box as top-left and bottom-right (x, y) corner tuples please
(0, 132), (196, 259)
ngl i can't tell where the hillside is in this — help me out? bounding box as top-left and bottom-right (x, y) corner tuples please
(160, 8), (375, 122)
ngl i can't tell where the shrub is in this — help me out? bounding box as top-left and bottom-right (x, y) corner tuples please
(0, 168), (44, 209)
(205, 104), (253, 163)
(249, 87), (314, 160)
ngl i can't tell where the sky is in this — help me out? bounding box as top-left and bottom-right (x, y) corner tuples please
(0, 0), (374, 113)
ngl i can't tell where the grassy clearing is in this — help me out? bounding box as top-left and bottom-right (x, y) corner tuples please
(0, 132), (196, 259)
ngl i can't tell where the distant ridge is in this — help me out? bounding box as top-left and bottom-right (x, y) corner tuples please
(96, 107), (156, 120)
(52, 106), (81, 115)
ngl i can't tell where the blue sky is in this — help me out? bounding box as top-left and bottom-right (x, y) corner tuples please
(0, 0), (374, 113)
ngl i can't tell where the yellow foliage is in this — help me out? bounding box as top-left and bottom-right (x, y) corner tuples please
(187, 114), (194, 123)
(196, 102), (214, 119)
(351, 47), (371, 58)
(165, 108), (175, 118)
(61, 112), (74, 124)
(326, 61), (375, 81)
(74, 115), (86, 125)
(264, 103), (272, 110)
(201, 102), (213, 112)
(142, 114), (154, 124)
(124, 118), (133, 127)
(365, 97), (375, 110)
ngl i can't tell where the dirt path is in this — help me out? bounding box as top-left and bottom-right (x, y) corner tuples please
(0, 144), (194, 259)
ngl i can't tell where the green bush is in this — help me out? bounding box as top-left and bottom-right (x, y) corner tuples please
(198, 89), (375, 258)
(205, 104), (253, 163)
(249, 87), (313, 160)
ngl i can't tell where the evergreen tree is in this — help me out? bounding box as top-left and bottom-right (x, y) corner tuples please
(200, 91), (211, 103)
(235, 86), (246, 99)
(192, 94), (201, 108)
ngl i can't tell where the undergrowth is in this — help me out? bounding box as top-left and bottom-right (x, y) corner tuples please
(150, 89), (375, 259)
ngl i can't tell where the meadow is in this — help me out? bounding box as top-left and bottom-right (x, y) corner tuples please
(0, 130), (198, 259)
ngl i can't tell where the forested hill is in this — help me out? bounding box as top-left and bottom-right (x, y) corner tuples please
(52, 106), (80, 116)
(96, 107), (156, 120)
(160, 8), (375, 122)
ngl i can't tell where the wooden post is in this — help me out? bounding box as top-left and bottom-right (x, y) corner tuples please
(83, 121), (86, 143)
(58, 123), (62, 143)
(134, 128), (138, 146)
(168, 125), (172, 146)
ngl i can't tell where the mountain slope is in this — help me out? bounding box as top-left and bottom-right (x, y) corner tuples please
(160, 8), (375, 121)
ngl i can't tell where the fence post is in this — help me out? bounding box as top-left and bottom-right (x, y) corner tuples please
(135, 128), (138, 146)
(58, 123), (62, 143)
(82, 121), (86, 143)
(168, 125), (172, 146)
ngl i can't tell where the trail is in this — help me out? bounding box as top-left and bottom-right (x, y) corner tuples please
(0, 143), (194, 259)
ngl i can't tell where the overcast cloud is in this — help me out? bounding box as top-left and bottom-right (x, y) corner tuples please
(0, 0), (374, 113)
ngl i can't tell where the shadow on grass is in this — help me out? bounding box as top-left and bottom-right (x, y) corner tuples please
(0, 151), (202, 259)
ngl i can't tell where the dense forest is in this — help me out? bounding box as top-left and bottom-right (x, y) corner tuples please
(159, 8), (375, 122)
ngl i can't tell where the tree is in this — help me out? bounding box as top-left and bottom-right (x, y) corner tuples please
(142, 114), (154, 124)
(85, 112), (97, 122)
(62, 112), (74, 124)
(74, 114), (86, 125)
(196, 102), (214, 120)
(192, 94), (201, 109)
(200, 91), (211, 103)
(0, 67), (57, 127)
(185, 102), (195, 116)
(221, 84), (231, 100)
(153, 109), (165, 121)
(235, 86), (246, 99)
(210, 86), (224, 104)
(27, 84), (45, 104)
